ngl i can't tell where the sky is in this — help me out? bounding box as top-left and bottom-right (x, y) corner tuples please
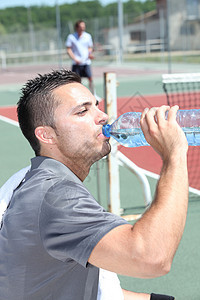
(0, 0), (145, 10)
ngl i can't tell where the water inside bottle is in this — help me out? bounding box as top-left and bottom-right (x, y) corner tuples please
(182, 127), (200, 146)
(110, 127), (200, 147)
(110, 128), (149, 147)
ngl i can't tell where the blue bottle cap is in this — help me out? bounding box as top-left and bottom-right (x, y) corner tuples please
(102, 124), (111, 137)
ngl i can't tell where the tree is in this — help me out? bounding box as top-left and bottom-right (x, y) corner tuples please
(0, 0), (156, 34)
(0, 23), (6, 35)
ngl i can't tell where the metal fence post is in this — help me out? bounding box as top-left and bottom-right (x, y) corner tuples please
(104, 72), (121, 215)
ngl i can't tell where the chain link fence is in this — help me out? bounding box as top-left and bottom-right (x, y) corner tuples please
(1, 0), (200, 68)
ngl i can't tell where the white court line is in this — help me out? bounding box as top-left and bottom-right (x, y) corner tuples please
(0, 115), (19, 127)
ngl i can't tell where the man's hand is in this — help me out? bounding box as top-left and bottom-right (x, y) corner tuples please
(89, 106), (188, 279)
(88, 47), (94, 60)
(88, 53), (95, 60)
(74, 58), (81, 64)
(140, 105), (188, 161)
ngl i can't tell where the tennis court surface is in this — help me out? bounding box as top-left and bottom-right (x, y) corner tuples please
(0, 62), (200, 299)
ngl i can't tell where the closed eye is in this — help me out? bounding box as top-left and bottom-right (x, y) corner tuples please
(77, 108), (88, 115)
(74, 100), (97, 116)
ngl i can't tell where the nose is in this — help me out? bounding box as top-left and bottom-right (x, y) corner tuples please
(95, 107), (109, 125)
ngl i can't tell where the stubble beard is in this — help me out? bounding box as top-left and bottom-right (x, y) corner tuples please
(83, 139), (111, 167)
(71, 139), (111, 179)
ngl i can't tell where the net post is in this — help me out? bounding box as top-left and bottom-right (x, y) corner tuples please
(104, 72), (121, 215)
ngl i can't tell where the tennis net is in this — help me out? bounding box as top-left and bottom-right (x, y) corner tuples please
(162, 73), (200, 199)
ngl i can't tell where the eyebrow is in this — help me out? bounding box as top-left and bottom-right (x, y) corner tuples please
(71, 99), (99, 112)
(75, 101), (92, 109)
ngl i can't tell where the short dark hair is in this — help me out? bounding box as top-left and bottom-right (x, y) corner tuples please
(17, 69), (81, 156)
(74, 20), (85, 30)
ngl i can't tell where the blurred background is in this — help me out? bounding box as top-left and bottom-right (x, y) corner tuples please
(0, 0), (200, 69)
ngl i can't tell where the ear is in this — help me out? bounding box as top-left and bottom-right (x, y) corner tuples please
(35, 126), (56, 145)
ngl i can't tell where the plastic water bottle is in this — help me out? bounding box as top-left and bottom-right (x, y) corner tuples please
(102, 109), (200, 147)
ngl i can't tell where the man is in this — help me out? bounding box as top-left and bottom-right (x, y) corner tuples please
(0, 70), (188, 300)
(66, 20), (94, 93)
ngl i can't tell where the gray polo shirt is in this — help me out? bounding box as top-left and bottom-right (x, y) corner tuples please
(0, 157), (128, 300)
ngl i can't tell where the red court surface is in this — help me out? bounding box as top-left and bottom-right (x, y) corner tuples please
(0, 106), (17, 121)
(1, 93), (199, 191)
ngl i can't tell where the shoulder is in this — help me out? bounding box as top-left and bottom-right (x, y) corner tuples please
(46, 178), (89, 201)
(84, 32), (92, 38)
(40, 177), (96, 212)
(66, 33), (76, 42)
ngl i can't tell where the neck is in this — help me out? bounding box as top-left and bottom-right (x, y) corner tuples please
(63, 157), (90, 181)
(77, 31), (83, 37)
(40, 148), (91, 182)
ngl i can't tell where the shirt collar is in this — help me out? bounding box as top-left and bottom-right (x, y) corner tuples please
(30, 156), (82, 185)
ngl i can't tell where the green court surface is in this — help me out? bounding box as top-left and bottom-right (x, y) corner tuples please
(0, 86), (21, 106)
(0, 62), (200, 299)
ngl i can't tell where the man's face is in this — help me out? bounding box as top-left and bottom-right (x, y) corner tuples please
(52, 83), (111, 171)
(77, 22), (85, 35)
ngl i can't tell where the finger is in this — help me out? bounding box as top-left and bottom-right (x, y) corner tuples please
(167, 105), (179, 122)
(144, 107), (159, 130)
(140, 108), (149, 133)
(141, 107), (149, 120)
(156, 105), (170, 126)
(141, 107), (158, 140)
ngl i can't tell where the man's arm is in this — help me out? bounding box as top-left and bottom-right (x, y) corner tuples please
(88, 105), (188, 278)
(88, 47), (94, 60)
(122, 289), (150, 299)
(66, 47), (81, 64)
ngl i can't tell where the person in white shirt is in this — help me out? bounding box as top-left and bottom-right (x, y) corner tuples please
(66, 20), (94, 93)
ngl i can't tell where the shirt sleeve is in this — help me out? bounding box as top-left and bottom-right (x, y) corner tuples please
(39, 179), (128, 267)
(88, 33), (93, 48)
(65, 34), (72, 47)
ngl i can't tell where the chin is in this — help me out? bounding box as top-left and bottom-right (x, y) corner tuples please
(91, 141), (111, 164)
(101, 140), (111, 157)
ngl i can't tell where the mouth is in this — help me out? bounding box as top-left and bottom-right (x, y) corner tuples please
(97, 132), (110, 140)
